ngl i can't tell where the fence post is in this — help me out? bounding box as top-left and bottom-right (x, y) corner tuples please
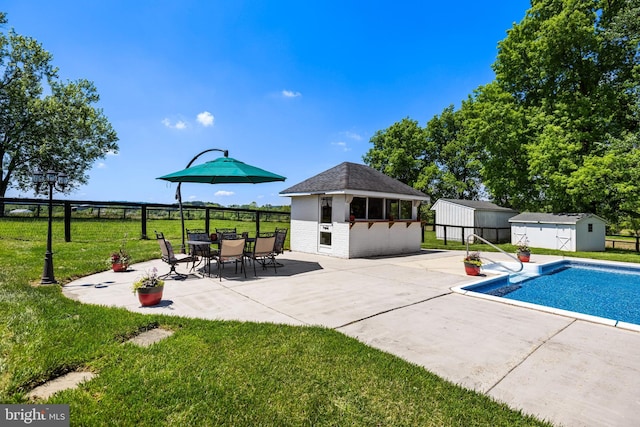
(205, 208), (210, 235)
(64, 201), (72, 242)
(141, 205), (147, 239)
(636, 236), (639, 253)
(256, 211), (261, 234)
(461, 227), (465, 245)
(443, 225), (447, 245)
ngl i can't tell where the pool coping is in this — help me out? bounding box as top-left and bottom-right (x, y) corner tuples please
(451, 257), (640, 333)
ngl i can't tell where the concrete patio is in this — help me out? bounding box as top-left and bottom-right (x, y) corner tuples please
(63, 250), (640, 427)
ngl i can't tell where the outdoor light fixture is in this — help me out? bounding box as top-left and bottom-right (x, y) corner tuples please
(33, 169), (68, 284)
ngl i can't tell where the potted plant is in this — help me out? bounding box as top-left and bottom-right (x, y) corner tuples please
(109, 249), (130, 272)
(463, 252), (482, 276)
(109, 234), (131, 272)
(132, 267), (165, 306)
(516, 240), (531, 262)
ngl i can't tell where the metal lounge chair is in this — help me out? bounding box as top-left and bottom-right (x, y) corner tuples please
(245, 233), (277, 276)
(155, 231), (194, 280)
(268, 227), (288, 267)
(214, 237), (246, 281)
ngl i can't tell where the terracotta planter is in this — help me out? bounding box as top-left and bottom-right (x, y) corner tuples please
(136, 286), (164, 306)
(464, 262), (481, 276)
(517, 251), (530, 262)
(112, 263), (128, 272)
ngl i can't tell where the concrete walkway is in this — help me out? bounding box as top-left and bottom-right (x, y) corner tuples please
(63, 250), (640, 427)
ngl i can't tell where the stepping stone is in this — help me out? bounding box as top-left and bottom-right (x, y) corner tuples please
(127, 328), (174, 347)
(28, 371), (96, 400)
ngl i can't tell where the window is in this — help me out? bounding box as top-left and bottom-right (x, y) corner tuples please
(320, 232), (332, 246)
(368, 198), (383, 219)
(385, 199), (399, 219)
(588, 223), (593, 232)
(320, 197), (332, 224)
(350, 197), (367, 219)
(400, 200), (412, 219)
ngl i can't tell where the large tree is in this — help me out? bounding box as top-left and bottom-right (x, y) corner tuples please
(419, 105), (482, 200)
(0, 13), (118, 207)
(472, 0), (639, 220)
(362, 117), (429, 189)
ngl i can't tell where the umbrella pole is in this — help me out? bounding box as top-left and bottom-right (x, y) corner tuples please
(177, 148), (229, 254)
(177, 183), (186, 254)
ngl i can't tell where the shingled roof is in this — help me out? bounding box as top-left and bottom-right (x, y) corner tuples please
(280, 162), (428, 199)
(509, 212), (606, 224)
(433, 198), (517, 212)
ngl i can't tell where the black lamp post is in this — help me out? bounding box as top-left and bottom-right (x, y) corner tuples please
(33, 169), (69, 284)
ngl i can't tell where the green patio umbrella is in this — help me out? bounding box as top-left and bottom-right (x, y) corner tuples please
(157, 149), (286, 253)
(158, 157), (286, 184)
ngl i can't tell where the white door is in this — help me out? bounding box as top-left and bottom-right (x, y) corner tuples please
(318, 196), (333, 254)
(556, 225), (572, 250)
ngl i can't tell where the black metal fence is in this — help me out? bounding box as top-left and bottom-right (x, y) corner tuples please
(0, 197), (290, 242)
(433, 224), (512, 245)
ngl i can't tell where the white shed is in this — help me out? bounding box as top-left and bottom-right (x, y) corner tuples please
(509, 213), (606, 252)
(430, 199), (518, 243)
(280, 162), (429, 258)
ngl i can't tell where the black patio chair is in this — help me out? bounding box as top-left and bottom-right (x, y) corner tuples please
(155, 231), (194, 280)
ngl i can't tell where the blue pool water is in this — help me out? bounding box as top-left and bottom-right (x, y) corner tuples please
(463, 261), (640, 326)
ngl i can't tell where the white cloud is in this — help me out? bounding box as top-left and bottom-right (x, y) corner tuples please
(188, 195), (198, 200)
(96, 162), (106, 169)
(215, 190), (234, 197)
(282, 90), (301, 98)
(343, 131), (362, 141)
(162, 118), (187, 130)
(331, 141), (351, 152)
(197, 111), (214, 127)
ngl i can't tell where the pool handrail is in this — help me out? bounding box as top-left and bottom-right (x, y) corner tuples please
(466, 233), (523, 273)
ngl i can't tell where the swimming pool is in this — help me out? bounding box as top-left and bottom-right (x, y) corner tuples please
(455, 259), (640, 330)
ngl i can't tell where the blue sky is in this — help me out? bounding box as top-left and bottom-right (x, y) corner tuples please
(4, 1), (531, 206)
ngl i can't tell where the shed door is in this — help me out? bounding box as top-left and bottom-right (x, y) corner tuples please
(556, 225), (572, 250)
(318, 197), (332, 253)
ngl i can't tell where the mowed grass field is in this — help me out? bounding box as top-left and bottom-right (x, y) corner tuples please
(1, 217), (555, 425)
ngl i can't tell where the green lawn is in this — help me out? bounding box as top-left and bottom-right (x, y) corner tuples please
(0, 219), (562, 425)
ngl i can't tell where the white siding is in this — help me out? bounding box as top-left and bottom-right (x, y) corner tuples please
(510, 217), (605, 252)
(290, 197), (318, 254)
(511, 223), (576, 251)
(349, 222), (422, 257)
(432, 200), (515, 243)
(432, 200), (474, 242)
(289, 194), (424, 258)
(576, 219), (606, 251)
(475, 211), (514, 242)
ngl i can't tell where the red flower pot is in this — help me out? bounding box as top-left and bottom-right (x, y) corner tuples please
(112, 263), (128, 272)
(464, 262), (481, 276)
(136, 286), (164, 306)
(517, 252), (530, 262)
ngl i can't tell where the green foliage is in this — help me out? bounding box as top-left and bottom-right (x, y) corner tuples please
(362, 117), (427, 187)
(363, 110), (483, 203)
(366, 1), (639, 227)
(131, 268), (164, 293)
(0, 16), (118, 198)
(463, 252), (483, 266)
(476, 0), (640, 218)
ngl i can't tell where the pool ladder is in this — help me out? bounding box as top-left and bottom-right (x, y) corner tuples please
(466, 234), (524, 278)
